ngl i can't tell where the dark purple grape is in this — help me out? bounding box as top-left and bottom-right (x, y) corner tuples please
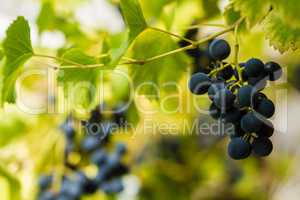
(255, 98), (275, 118)
(252, 137), (273, 157)
(264, 61), (282, 81)
(208, 39), (231, 60)
(256, 120), (274, 138)
(241, 112), (263, 133)
(228, 137), (251, 160)
(237, 85), (255, 108)
(189, 72), (212, 95)
(244, 58), (265, 77)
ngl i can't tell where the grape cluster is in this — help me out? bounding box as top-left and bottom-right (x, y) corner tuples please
(38, 104), (129, 200)
(188, 39), (283, 160)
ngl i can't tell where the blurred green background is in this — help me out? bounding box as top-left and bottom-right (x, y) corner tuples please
(0, 0), (300, 200)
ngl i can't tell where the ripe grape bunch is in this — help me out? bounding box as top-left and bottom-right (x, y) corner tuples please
(38, 103), (129, 200)
(188, 39), (283, 160)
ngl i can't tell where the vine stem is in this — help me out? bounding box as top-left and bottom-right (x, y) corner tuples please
(33, 17), (245, 69)
(185, 23), (226, 30)
(208, 63), (232, 76)
(122, 17), (245, 66)
(149, 26), (195, 44)
(33, 54), (104, 69)
(233, 19), (243, 84)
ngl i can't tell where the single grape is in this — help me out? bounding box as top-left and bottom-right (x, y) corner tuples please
(256, 120), (274, 138)
(241, 112), (263, 133)
(252, 92), (267, 108)
(189, 72), (212, 95)
(255, 98), (275, 118)
(38, 175), (53, 191)
(252, 137), (273, 157)
(60, 179), (82, 199)
(227, 137), (251, 160)
(264, 61), (282, 81)
(213, 88), (236, 110)
(91, 150), (107, 165)
(244, 58), (265, 77)
(237, 85), (255, 108)
(208, 39), (231, 60)
(80, 136), (101, 153)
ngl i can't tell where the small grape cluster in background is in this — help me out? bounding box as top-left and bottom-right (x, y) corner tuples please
(187, 37), (283, 160)
(37, 103), (129, 200)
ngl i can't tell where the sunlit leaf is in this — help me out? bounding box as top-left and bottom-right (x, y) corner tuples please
(1, 16), (34, 104)
(3, 16), (33, 76)
(58, 49), (100, 109)
(109, 0), (147, 68)
(264, 12), (300, 53)
(36, 1), (56, 33)
(129, 29), (187, 99)
(228, 0), (272, 27)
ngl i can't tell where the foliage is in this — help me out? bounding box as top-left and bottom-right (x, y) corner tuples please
(0, 0), (299, 199)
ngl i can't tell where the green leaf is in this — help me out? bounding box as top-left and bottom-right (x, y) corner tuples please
(58, 49), (100, 109)
(3, 16), (33, 76)
(201, 0), (221, 20)
(109, 0), (147, 68)
(264, 12), (300, 53)
(36, 1), (56, 33)
(129, 29), (187, 98)
(1, 16), (34, 104)
(224, 3), (241, 25)
(225, 0), (300, 52)
(120, 0), (147, 40)
(223, 3), (246, 32)
(227, 0), (271, 27)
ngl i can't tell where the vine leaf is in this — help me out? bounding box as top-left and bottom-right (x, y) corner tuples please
(120, 0), (147, 40)
(109, 0), (147, 67)
(225, 0), (300, 52)
(36, 1), (56, 34)
(1, 16), (34, 104)
(264, 12), (300, 53)
(58, 49), (100, 109)
(228, 0), (271, 27)
(129, 29), (187, 99)
(3, 16), (34, 75)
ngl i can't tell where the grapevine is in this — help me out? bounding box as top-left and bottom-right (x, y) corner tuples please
(0, 0), (299, 199)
